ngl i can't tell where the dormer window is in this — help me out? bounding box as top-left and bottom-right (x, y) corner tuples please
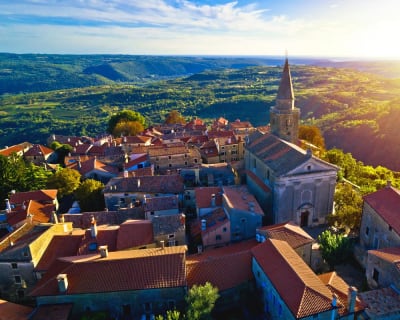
(307, 165), (311, 171)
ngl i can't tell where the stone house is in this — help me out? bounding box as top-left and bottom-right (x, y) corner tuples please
(103, 175), (184, 211)
(143, 195), (179, 220)
(23, 144), (55, 165)
(152, 214), (186, 247)
(251, 239), (363, 319)
(357, 183), (400, 267)
(256, 221), (314, 266)
(0, 222), (73, 303)
(30, 246), (188, 320)
(194, 186), (223, 218)
(365, 247), (400, 290)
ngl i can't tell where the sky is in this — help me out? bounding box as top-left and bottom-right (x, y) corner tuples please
(1, 0), (400, 59)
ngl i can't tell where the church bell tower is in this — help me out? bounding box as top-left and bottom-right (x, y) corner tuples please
(269, 57), (300, 144)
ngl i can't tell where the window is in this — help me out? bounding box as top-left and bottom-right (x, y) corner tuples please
(17, 290), (24, 299)
(88, 242), (98, 252)
(365, 226), (369, 235)
(11, 263), (18, 269)
(169, 164), (172, 167)
(168, 239), (176, 247)
(168, 234), (175, 239)
(389, 225), (393, 231)
(194, 159), (198, 163)
(168, 300), (175, 310)
(123, 304), (131, 316)
(216, 235), (222, 241)
(373, 268), (379, 282)
(14, 276), (22, 284)
(184, 195), (191, 200)
(144, 302), (152, 312)
(223, 227), (227, 232)
(168, 156), (171, 159)
(185, 161), (188, 165)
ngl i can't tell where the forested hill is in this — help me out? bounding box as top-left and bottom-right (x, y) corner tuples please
(2, 53), (400, 95)
(1, 56), (400, 170)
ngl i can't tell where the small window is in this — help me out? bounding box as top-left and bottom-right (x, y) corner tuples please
(216, 235), (222, 241)
(144, 302), (152, 312)
(389, 225), (392, 231)
(11, 263), (18, 269)
(168, 156), (171, 159)
(223, 227), (227, 232)
(185, 161), (188, 165)
(168, 300), (175, 310)
(14, 276), (22, 284)
(17, 289), (24, 299)
(194, 159), (198, 163)
(373, 268), (379, 282)
(365, 226), (370, 235)
(307, 165), (311, 171)
(168, 234), (175, 239)
(123, 304), (131, 316)
(169, 164), (172, 167)
(88, 242), (98, 251)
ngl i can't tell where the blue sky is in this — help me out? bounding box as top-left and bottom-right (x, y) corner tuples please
(1, 0), (399, 58)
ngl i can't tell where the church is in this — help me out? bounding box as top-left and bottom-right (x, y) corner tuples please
(245, 58), (338, 226)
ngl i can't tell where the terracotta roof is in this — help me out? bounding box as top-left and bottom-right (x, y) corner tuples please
(259, 221), (314, 249)
(359, 287), (400, 317)
(70, 144), (92, 155)
(78, 157), (119, 176)
(251, 239), (335, 318)
(0, 223), (35, 253)
(78, 227), (119, 255)
(363, 185), (400, 235)
(124, 153), (149, 168)
(319, 272), (365, 316)
(368, 247), (400, 263)
(30, 303), (73, 320)
(144, 195), (179, 212)
(191, 207), (228, 239)
(148, 145), (188, 157)
(207, 130), (235, 139)
(0, 142), (32, 156)
(245, 170), (271, 193)
(30, 246), (187, 296)
(35, 234), (83, 271)
(0, 299), (33, 320)
(61, 211), (120, 228)
(9, 190), (58, 205)
(104, 175), (184, 194)
(229, 120), (253, 130)
(24, 144), (54, 157)
(6, 200), (54, 226)
(186, 240), (258, 291)
(122, 135), (152, 144)
(116, 220), (153, 250)
(222, 185), (264, 215)
(152, 214), (186, 237)
(194, 187), (223, 209)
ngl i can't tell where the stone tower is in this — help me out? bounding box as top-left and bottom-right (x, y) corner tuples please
(269, 57), (300, 144)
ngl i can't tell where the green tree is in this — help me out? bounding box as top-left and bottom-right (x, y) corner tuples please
(327, 182), (363, 232)
(112, 120), (144, 137)
(165, 110), (186, 124)
(50, 141), (73, 165)
(318, 230), (353, 269)
(186, 282), (219, 320)
(299, 125), (325, 151)
(74, 179), (105, 212)
(46, 168), (81, 198)
(107, 109), (146, 135)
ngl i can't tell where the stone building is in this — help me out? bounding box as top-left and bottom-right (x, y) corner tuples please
(245, 58), (338, 226)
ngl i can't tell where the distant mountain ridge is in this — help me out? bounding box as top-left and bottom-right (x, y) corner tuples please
(3, 53), (400, 95)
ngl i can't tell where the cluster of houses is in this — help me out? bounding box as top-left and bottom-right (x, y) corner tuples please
(0, 58), (399, 319)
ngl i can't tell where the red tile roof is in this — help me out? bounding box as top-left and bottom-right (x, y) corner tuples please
(143, 195), (179, 212)
(78, 157), (119, 176)
(259, 221), (314, 249)
(78, 227), (119, 255)
(363, 186), (400, 235)
(0, 142), (32, 156)
(30, 246), (187, 296)
(252, 239), (335, 318)
(35, 234), (83, 271)
(6, 200), (54, 227)
(194, 187), (223, 209)
(319, 272), (365, 316)
(0, 299), (33, 320)
(148, 145), (188, 157)
(186, 240), (258, 291)
(368, 247), (400, 263)
(245, 170), (271, 193)
(24, 144), (54, 157)
(116, 220), (153, 250)
(222, 185), (264, 215)
(190, 207), (228, 239)
(9, 190), (58, 205)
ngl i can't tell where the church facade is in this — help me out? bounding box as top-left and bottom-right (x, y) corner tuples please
(245, 58), (338, 226)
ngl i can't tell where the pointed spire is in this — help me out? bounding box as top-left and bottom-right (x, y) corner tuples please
(276, 56), (295, 107)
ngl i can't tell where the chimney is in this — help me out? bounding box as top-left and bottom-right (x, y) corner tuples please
(387, 180), (392, 188)
(60, 214), (65, 223)
(57, 274), (68, 293)
(5, 199), (11, 213)
(160, 240), (165, 249)
(197, 245), (203, 254)
(51, 211), (58, 224)
(201, 219), (206, 231)
(211, 194), (216, 207)
(348, 286), (357, 313)
(99, 245), (108, 258)
(90, 216), (97, 238)
(123, 170), (128, 178)
(22, 201), (26, 210)
(137, 178), (141, 189)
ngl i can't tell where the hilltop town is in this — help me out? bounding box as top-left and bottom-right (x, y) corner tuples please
(0, 59), (399, 320)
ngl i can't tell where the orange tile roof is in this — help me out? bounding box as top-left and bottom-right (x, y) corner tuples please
(9, 190), (58, 205)
(6, 200), (54, 226)
(116, 220), (153, 250)
(35, 234), (83, 271)
(78, 157), (119, 176)
(143, 195), (179, 212)
(78, 227), (119, 255)
(0, 142), (32, 156)
(186, 240), (258, 291)
(222, 185), (264, 215)
(245, 170), (271, 193)
(194, 187), (223, 208)
(190, 207), (228, 239)
(251, 239), (335, 318)
(259, 221), (314, 249)
(24, 144), (54, 157)
(319, 272), (365, 316)
(30, 246), (187, 296)
(148, 145), (188, 157)
(0, 299), (33, 320)
(363, 186), (400, 235)
(368, 247), (400, 263)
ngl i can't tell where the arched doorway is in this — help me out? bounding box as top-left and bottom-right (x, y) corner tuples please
(300, 210), (309, 227)
(297, 203), (314, 227)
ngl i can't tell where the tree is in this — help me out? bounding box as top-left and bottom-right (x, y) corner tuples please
(299, 125), (325, 151)
(74, 179), (105, 212)
(165, 110), (186, 125)
(50, 141), (73, 165)
(112, 120), (144, 137)
(318, 230), (353, 269)
(46, 168), (81, 198)
(186, 282), (219, 320)
(107, 110), (146, 135)
(327, 182), (363, 232)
